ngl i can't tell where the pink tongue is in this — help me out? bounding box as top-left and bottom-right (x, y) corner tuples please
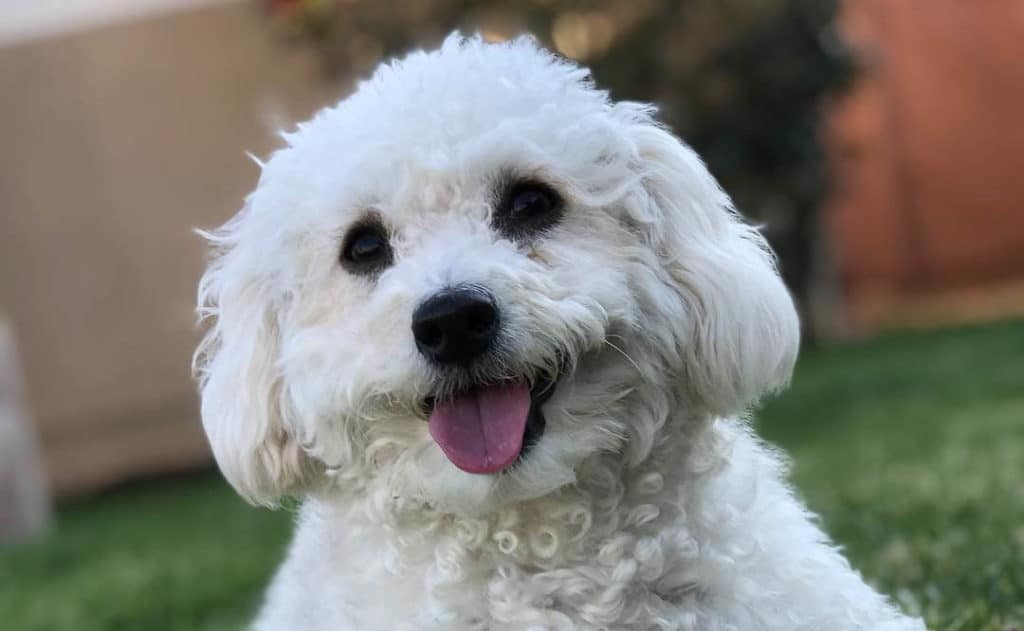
(428, 380), (531, 474)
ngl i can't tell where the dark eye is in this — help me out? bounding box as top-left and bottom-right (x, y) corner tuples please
(494, 179), (563, 239)
(510, 186), (556, 219)
(340, 219), (393, 274)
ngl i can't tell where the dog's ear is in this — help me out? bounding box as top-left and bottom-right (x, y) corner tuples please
(627, 116), (800, 415)
(194, 209), (316, 506)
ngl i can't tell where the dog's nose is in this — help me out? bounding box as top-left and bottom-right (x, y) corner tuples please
(412, 287), (499, 366)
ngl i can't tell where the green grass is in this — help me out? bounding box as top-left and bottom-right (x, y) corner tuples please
(757, 319), (1024, 630)
(0, 476), (293, 631)
(2, 319), (1022, 630)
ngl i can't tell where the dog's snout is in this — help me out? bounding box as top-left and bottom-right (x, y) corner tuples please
(412, 287), (499, 366)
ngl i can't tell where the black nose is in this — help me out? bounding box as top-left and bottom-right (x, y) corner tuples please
(412, 287), (499, 366)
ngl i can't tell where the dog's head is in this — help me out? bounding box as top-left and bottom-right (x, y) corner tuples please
(195, 35), (799, 514)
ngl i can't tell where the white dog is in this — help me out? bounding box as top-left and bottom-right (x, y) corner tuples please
(195, 35), (925, 631)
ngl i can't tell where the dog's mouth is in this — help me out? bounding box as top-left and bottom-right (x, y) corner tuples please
(422, 375), (555, 475)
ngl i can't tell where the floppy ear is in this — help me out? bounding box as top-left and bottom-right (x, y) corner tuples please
(193, 209), (316, 506)
(629, 117), (800, 416)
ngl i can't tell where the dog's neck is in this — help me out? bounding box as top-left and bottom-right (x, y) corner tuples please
(310, 403), (730, 575)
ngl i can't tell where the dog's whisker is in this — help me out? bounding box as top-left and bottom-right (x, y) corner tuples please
(602, 338), (643, 376)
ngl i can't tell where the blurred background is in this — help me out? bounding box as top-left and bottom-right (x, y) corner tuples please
(0, 1), (1021, 629)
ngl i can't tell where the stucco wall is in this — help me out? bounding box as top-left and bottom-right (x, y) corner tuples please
(0, 3), (329, 494)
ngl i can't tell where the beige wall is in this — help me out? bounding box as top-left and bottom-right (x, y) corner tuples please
(0, 3), (330, 495)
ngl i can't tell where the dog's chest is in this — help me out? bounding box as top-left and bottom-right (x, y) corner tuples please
(277, 495), (707, 630)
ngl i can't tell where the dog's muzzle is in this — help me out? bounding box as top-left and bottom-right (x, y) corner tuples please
(412, 285), (557, 475)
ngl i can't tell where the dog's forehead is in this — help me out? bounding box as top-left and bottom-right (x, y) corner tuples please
(286, 39), (609, 172)
(252, 38), (624, 238)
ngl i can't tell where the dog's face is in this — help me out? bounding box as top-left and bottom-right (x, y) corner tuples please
(196, 36), (799, 514)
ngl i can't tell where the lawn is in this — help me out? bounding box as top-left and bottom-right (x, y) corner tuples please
(2, 320), (1022, 630)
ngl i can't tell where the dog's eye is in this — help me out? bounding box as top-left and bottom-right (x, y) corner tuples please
(347, 232), (385, 261)
(494, 179), (563, 240)
(340, 220), (393, 274)
(509, 186), (556, 219)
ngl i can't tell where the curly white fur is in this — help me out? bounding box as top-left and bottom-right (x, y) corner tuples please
(195, 34), (926, 631)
